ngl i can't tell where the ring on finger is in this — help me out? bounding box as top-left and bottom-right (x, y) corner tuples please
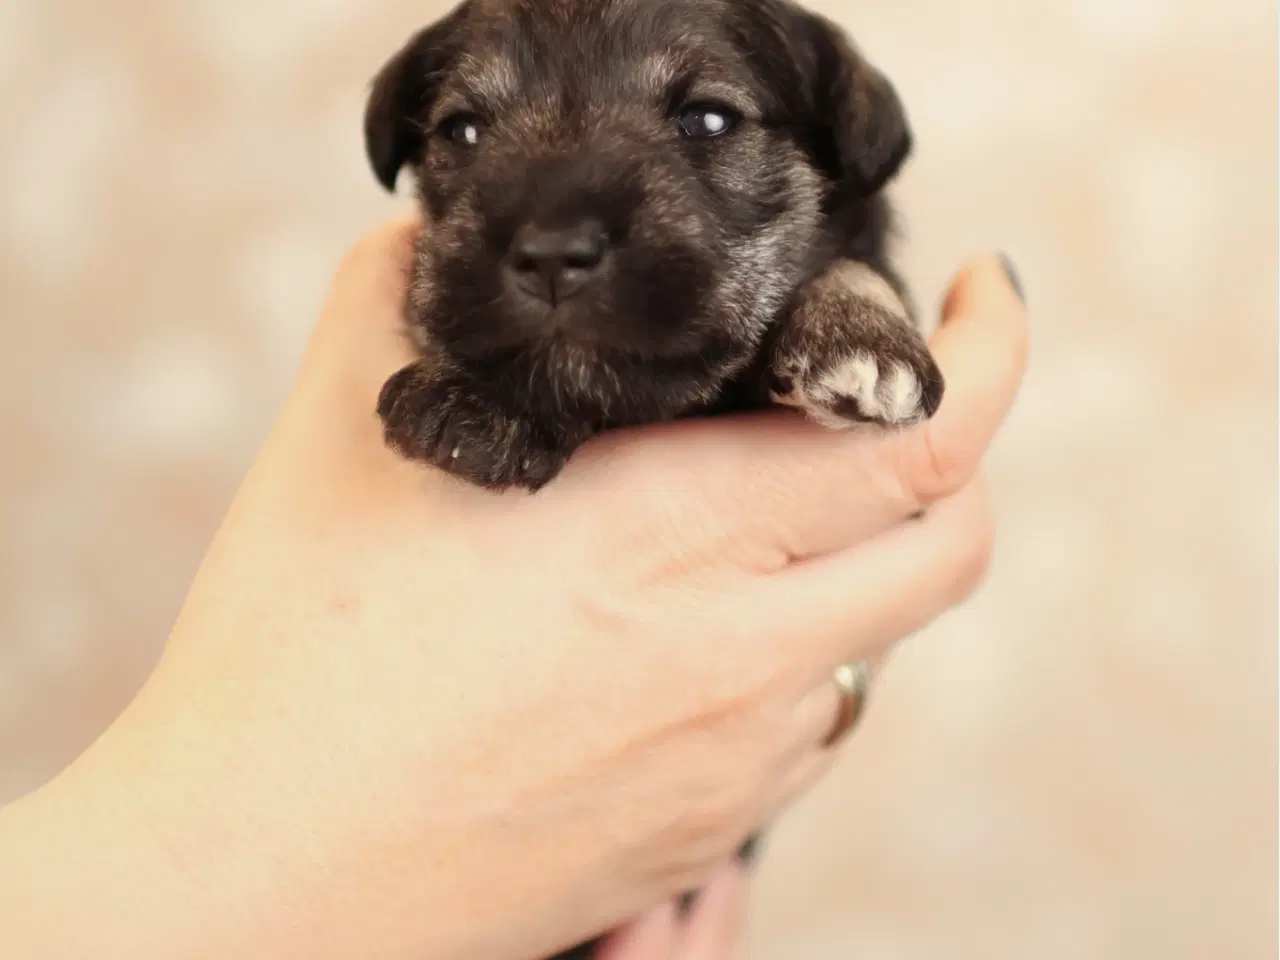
(822, 661), (871, 749)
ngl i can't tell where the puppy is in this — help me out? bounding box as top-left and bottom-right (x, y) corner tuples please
(365, 0), (942, 494)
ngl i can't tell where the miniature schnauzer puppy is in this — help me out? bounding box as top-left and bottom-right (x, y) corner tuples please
(365, 0), (942, 494)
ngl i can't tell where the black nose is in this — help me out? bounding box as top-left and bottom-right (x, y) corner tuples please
(506, 219), (609, 306)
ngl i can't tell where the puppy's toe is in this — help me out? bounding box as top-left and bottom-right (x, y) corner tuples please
(772, 347), (943, 429)
(824, 349), (942, 424)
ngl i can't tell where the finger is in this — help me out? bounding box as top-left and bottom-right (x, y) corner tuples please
(791, 654), (886, 755)
(295, 213), (424, 410)
(773, 649), (894, 795)
(749, 655), (889, 829)
(593, 903), (679, 960)
(562, 253), (1026, 565)
(906, 253), (1029, 502)
(264, 215), (480, 505)
(722, 479), (993, 683)
(675, 864), (747, 960)
(758, 652), (886, 782)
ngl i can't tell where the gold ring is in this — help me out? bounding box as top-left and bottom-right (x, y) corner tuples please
(822, 661), (871, 749)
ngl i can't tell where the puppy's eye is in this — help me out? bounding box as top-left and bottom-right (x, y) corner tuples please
(676, 103), (739, 139)
(439, 112), (487, 147)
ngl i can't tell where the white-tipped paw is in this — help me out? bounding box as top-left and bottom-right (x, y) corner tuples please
(771, 346), (943, 429)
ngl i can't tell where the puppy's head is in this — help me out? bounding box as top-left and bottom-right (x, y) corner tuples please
(365, 0), (911, 420)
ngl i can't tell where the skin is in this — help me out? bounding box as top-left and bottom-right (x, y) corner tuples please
(0, 215), (1027, 960)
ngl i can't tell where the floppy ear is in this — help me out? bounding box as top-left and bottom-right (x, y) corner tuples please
(364, 16), (461, 192)
(802, 12), (912, 196)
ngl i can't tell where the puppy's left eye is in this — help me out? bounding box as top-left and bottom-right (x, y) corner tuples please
(677, 103), (739, 139)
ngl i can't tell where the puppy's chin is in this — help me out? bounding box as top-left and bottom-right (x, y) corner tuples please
(423, 289), (741, 423)
(526, 332), (737, 425)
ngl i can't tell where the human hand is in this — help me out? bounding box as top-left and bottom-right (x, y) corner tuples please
(0, 216), (1027, 960)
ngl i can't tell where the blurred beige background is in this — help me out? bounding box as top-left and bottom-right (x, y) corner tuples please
(0, 0), (1275, 957)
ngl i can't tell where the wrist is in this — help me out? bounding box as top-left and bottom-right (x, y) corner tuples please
(0, 713), (278, 960)
(0, 675), (521, 960)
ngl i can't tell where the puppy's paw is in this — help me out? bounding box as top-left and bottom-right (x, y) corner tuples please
(769, 262), (943, 429)
(771, 338), (943, 428)
(377, 364), (568, 491)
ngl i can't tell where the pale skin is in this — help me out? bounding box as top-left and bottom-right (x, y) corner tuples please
(0, 216), (1028, 960)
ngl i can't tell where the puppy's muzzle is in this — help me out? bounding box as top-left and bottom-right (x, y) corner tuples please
(505, 217), (612, 307)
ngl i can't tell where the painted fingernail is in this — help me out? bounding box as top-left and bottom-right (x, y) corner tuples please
(997, 253), (1025, 304)
(677, 889), (700, 917)
(736, 833), (765, 868)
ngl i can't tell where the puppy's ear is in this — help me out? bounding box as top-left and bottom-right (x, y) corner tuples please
(364, 15), (461, 192)
(802, 13), (912, 196)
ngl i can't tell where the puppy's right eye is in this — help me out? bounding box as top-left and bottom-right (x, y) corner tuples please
(676, 103), (740, 139)
(438, 112), (487, 147)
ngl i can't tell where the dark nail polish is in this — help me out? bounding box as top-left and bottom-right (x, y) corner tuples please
(677, 890), (699, 917)
(997, 253), (1025, 304)
(677, 836), (764, 922)
(736, 833), (764, 868)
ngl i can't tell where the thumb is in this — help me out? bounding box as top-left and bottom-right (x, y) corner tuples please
(293, 213), (424, 416)
(254, 214), (468, 505)
(907, 252), (1029, 501)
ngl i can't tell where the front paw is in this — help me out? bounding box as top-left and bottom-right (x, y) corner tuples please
(377, 365), (568, 491)
(772, 338), (943, 429)
(770, 275), (944, 429)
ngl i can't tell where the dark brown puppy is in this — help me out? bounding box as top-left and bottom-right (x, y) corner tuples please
(365, 0), (942, 493)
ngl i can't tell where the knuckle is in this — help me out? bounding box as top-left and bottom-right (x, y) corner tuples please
(909, 420), (981, 506)
(665, 761), (758, 863)
(635, 689), (775, 865)
(576, 427), (797, 578)
(566, 567), (645, 648)
(586, 491), (722, 590)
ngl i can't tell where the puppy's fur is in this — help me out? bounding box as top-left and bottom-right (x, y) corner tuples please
(366, 0), (942, 493)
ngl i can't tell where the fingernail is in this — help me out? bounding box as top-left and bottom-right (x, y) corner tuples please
(997, 253), (1025, 304)
(679, 844), (758, 920)
(677, 889), (699, 917)
(736, 833), (765, 869)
